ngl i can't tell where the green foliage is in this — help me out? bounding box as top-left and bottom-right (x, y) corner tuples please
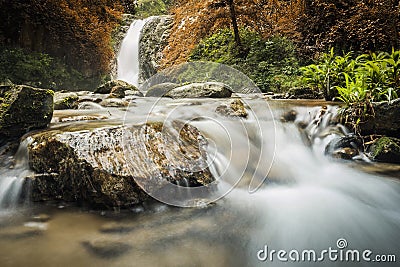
(135, 0), (169, 18)
(0, 47), (91, 90)
(190, 29), (302, 92)
(301, 48), (400, 103)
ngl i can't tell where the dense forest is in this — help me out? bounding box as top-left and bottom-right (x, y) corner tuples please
(0, 0), (399, 91)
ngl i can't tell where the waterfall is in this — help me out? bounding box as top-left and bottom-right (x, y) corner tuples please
(117, 19), (148, 87)
(0, 138), (32, 213)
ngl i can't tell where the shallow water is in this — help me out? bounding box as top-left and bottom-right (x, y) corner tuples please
(0, 98), (399, 266)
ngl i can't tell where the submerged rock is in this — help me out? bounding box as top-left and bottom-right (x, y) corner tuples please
(369, 137), (400, 163)
(27, 121), (214, 208)
(215, 99), (248, 118)
(82, 237), (131, 258)
(280, 110), (297, 122)
(325, 135), (363, 160)
(95, 80), (143, 97)
(54, 92), (79, 110)
(165, 82), (232, 99)
(0, 84), (53, 142)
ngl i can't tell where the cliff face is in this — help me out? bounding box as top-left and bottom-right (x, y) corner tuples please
(139, 15), (173, 84)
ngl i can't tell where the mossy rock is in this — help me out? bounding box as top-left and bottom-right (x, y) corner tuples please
(164, 82), (232, 99)
(27, 121), (215, 209)
(54, 92), (79, 110)
(0, 84), (53, 141)
(145, 82), (179, 97)
(369, 137), (400, 163)
(95, 80), (143, 97)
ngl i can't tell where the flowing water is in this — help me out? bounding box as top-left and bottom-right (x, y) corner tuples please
(117, 19), (148, 87)
(0, 98), (399, 266)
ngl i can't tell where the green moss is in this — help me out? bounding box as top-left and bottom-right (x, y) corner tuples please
(370, 137), (400, 163)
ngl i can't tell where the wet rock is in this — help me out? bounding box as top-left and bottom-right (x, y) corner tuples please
(31, 214), (51, 223)
(0, 225), (43, 240)
(95, 80), (142, 97)
(369, 137), (400, 163)
(348, 99), (400, 138)
(325, 135), (363, 160)
(27, 121), (214, 208)
(139, 15), (174, 84)
(215, 99), (248, 118)
(281, 87), (322, 99)
(145, 83), (179, 97)
(100, 98), (129, 108)
(77, 102), (104, 110)
(0, 84), (53, 142)
(82, 237), (131, 258)
(165, 82), (232, 99)
(99, 222), (136, 233)
(280, 110), (297, 122)
(54, 92), (79, 110)
(332, 147), (359, 160)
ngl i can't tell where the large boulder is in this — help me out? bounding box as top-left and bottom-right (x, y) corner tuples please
(0, 84), (53, 142)
(355, 99), (400, 138)
(165, 82), (232, 99)
(95, 80), (143, 97)
(27, 121), (214, 208)
(368, 137), (400, 163)
(139, 15), (173, 84)
(145, 82), (179, 97)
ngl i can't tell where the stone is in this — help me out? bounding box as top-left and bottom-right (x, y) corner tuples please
(27, 121), (214, 208)
(31, 214), (51, 223)
(99, 222), (136, 234)
(82, 237), (131, 258)
(284, 87), (322, 99)
(332, 147), (359, 160)
(0, 84), (53, 142)
(95, 80), (142, 96)
(215, 99), (248, 118)
(351, 99), (400, 138)
(165, 82), (232, 99)
(369, 137), (400, 163)
(100, 98), (129, 108)
(325, 135), (363, 160)
(54, 92), (79, 110)
(145, 82), (179, 97)
(139, 15), (174, 84)
(0, 225), (43, 240)
(280, 110), (297, 122)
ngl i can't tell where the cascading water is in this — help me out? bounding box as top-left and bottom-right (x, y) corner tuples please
(206, 104), (400, 266)
(117, 19), (148, 87)
(0, 138), (32, 214)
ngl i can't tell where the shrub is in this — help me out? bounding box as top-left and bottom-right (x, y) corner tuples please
(0, 47), (92, 90)
(301, 48), (400, 103)
(190, 29), (302, 92)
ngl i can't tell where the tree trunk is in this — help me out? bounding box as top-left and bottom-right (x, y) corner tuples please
(227, 0), (241, 48)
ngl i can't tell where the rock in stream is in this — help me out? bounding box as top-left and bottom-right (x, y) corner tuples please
(27, 121), (214, 208)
